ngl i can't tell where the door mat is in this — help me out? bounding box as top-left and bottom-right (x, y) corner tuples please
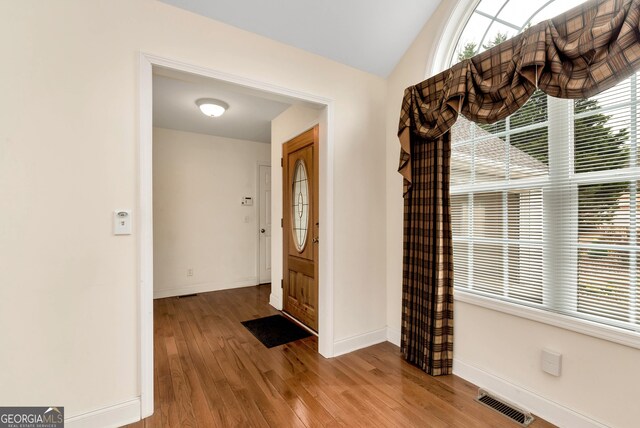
(241, 314), (312, 348)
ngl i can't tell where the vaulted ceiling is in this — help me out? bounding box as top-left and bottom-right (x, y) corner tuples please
(158, 0), (442, 77)
(154, 1), (442, 140)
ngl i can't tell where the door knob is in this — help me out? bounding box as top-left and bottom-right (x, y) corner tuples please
(261, 228), (266, 233)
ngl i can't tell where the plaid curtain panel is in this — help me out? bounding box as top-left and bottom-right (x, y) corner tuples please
(398, 0), (640, 375)
(402, 131), (454, 375)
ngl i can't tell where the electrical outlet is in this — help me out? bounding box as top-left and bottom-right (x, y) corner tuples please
(187, 268), (193, 277)
(541, 348), (562, 376)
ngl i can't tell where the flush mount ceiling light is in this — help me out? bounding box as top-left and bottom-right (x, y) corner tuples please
(195, 98), (229, 117)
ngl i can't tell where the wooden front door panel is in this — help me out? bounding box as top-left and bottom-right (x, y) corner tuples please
(283, 126), (319, 332)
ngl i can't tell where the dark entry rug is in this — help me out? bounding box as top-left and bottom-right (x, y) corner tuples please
(241, 314), (312, 348)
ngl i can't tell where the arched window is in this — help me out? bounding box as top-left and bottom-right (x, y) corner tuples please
(450, 0), (588, 67)
(446, 0), (640, 338)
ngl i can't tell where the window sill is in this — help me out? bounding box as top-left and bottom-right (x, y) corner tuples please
(454, 290), (640, 350)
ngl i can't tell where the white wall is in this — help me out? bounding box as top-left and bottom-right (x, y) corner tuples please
(153, 128), (270, 298)
(0, 0), (387, 422)
(385, 1), (640, 427)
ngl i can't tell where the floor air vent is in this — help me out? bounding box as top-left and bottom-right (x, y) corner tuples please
(177, 293), (198, 298)
(476, 389), (534, 427)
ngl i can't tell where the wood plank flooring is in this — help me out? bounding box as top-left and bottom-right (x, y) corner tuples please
(125, 284), (555, 428)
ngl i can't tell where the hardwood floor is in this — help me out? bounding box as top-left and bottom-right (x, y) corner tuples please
(125, 284), (555, 428)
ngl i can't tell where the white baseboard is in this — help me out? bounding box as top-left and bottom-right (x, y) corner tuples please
(153, 277), (258, 299)
(333, 328), (387, 357)
(386, 327), (401, 346)
(269, 292), (283, 310)
(66, 398), (141, 428)
(453, 359), (607, 428)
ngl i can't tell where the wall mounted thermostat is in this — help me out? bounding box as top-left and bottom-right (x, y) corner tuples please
(241, 197), (253, 206)
(114, 210), (132, 235)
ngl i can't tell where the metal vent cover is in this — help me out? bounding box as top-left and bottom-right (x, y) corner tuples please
(476, 389), (534, 427)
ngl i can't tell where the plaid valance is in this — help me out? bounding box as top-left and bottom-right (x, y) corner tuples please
(398, 0), (640, 191)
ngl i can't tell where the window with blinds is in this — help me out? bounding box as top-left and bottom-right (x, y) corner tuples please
(450, 74), (640, 333)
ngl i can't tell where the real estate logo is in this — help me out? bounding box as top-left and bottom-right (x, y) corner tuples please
(0, 407), (64, 428)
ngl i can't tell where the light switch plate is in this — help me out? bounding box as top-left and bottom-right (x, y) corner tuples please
(114, 210), (132, 235)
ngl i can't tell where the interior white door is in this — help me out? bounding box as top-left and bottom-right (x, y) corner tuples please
(258, 164), (272, 284)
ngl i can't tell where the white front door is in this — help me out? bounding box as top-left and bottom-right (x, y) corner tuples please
(258, 164), (272, 284)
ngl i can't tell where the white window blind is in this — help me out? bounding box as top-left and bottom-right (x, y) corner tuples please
(451, 74), (640, 333)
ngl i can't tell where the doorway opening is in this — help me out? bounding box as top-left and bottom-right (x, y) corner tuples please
(138, 53), (335, 418)
(151, 66), (282, 299)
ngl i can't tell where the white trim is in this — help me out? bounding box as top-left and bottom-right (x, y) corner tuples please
(153, 278), (259, 299)
(142, 53), (335, 105)
(455, 290), (640, 350)
(269, 291), (283, 309)
(137, 53), (154, 419)
(453, 359), (607, 428)
(317, 105), (335, 358)
(66, 398), (141, 428)
(138, 52), (337, 414)
(333, 328), (387, 357)
(386, 327), (401, 346)
(428, 0), (479, 77)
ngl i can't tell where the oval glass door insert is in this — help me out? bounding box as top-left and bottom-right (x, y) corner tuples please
(292, 159), (309, 252)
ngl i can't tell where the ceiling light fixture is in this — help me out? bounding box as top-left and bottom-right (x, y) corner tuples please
(195, 98), (229, 117)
